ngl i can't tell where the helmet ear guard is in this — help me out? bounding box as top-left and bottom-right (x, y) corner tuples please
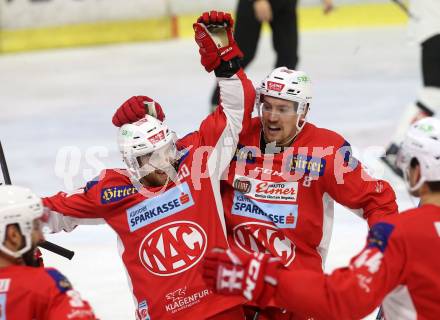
(396, 117), (440, 192)
(0, 185), (43, 259)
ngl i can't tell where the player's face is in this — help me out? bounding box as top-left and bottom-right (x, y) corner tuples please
(141, 169), (172, 187)
(19, 220), (45, 267)
(261, 96), (299, 146)
(138, 143), (178, 187)
(31, 220), (45, 247)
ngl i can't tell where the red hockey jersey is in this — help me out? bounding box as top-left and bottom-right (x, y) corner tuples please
(0, 265), (96, 320)
(43, 70), (255, 320)
(274, 204), (440, 320)
(220, 119), (398, 289)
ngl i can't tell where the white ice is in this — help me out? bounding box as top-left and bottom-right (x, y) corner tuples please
(0, 26), (419, 319)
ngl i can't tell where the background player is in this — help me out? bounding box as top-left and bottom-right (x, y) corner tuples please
(382, 0), (440, 176)
(0, 185), (96, 320)
(204, 117), (440, 320)
(43, 11), (255, 320)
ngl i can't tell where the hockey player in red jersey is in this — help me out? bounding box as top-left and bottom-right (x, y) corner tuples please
(43, 11), (255, 320)
(114, 65), (398, 318)
(0, 185), (96, 320)
(203, 117), (440, 320)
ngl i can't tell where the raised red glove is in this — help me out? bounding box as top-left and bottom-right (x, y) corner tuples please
(193, 11), (243, 72)
(112, 95), (165, 127)
(203, 248), (282, 306)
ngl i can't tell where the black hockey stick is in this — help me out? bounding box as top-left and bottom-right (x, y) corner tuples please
(375, 306), (384, 320)
(391, 0), (416, 19)
(0, 141), (75, 260)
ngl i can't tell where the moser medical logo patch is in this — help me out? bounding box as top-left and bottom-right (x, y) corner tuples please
(233, 176), (298, 202)
(101, 185), (137, 204)
(139, 221), (207, 276)
(234, 222), (296, 266)
(127, 183), (194, 232)
(232, 192), (298, 229)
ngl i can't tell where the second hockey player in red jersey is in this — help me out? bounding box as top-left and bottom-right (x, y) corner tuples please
(0, 185), (96, 320)
(43, 12), (255, 320)
(203, 117), (440, 320)
(115, 65), (399, 319)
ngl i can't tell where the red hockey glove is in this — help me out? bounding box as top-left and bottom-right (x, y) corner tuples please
(203, 248), (282, 306)
(112, 95), (165, 127)
(193, 11), (243, 72)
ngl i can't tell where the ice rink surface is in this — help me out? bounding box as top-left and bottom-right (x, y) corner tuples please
(0, 26), (420, 319)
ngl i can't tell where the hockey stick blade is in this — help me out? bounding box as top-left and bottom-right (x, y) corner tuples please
(0, 140), (75, 260)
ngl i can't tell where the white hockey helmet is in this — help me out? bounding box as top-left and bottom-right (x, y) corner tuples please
(257, 67), (312, 133)
(0, 185), (44, 258)
(118, 115), (178, 183)
(396, 117), (440, 192)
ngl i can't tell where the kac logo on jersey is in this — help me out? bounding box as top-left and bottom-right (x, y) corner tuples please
(127, 183), (194, 232)
(101, 185), (138, 204)
(234, 222), (296, 266)
(139, 221), (207, 276)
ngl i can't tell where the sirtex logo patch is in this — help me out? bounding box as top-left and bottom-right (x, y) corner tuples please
(101, 185), (138, 204)
(286, 154), (326, 177)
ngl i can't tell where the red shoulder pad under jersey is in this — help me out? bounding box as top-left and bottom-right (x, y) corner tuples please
(42, 268), (97, 320)
(0, 266), (96, 319)
(43, 169), (135, 219)
(320, 129), (398, 225)
(273, 220), (404, 319)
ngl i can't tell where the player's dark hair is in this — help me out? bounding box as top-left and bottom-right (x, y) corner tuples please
(410, 158), (440, 192)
